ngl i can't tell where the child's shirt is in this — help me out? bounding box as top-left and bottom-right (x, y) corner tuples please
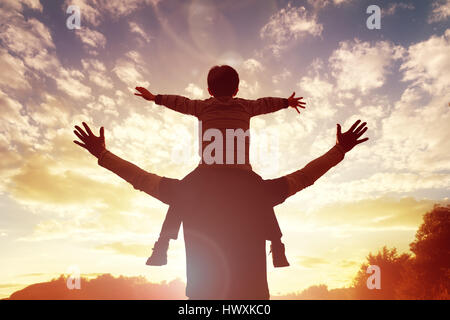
(154, 95), (289, 167)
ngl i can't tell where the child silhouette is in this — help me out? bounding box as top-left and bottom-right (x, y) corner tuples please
(134, 65), (305, 268)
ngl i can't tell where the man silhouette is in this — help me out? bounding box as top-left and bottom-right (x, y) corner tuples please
(73, 120), (368, 299)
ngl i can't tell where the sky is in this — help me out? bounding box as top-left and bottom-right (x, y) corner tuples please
(0, 0), (449, 298)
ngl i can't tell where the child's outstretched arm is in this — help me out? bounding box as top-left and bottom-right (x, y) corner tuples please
(135, 86), (203, 116)
(244, 92), (306, 116)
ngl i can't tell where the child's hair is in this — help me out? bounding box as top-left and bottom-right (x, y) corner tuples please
(207, 65), (239, 97)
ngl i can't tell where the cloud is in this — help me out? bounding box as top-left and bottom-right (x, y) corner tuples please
(377, 94), (450, 173)
(309, 197), (437, 230)
(17, 273), (47, 278)
(81, 58), (114, 89)
(184, 83), (204, 99)
(307, 0), (330, 10)
(98, 0), (160, 19)
(298, 256), (328, 268)
(86, 94), (119, 117)
(272, 68), (291, 85)
(294, 59), (338, 120)
(0, 2), (94, 102)
(0, 17), (54, 55)
(0, 283), (22, 289)
(296, 169), (450, 210)
(239, 80), (260, 98)
(113, 51), (150, 88)
(297, 31), (450, 205)
(260, 4), (322, 55)
(307, 0), (353, 10)
(383, 2), (415, 16)
(29, 94), (71, 128)
(363, 30), (450, 174)
(129, 21), (151, 44)
(82, 59), (106, 72)
(55, 69), (92, 99)
(0, 12), (57, 74)
(400, 29), (450, 94)
(299, 76), (333, 98)
(1, 113), (177, 239)
(0, 90), (38, 154)
(62, 0), (160, 26)
(242, 58), (263, 73)
(297, 75), (336, 119)
(329, 40), (405, 93)
(1, 0), (43, 12)
(63, 0), (101, 26)
(2, 135), (166, 240)
(0, 48), (30, 90)
(332, 0), (352, 5)
(257, 30), (449, 206)
(96, 242), (150, 257)
(75, 27), (107, 54)
(107, 109), (198, 177)
(101, 93), (120, 109)
(0, 91), (41, 195)
(428, 0), (450, 23)
(7, 154), (130, 206)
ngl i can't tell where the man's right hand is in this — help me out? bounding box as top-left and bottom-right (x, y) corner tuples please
(135, 87), (156, 101)
(336, 120), (368, 153)
(73, 122), (106, 158)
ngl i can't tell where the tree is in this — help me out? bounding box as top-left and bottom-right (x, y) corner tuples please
(397, 205), (450, 299)
(352, 246), (411, 299)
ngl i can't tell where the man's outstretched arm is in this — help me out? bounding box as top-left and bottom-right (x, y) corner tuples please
(73, 122), (165, 200)
(282, 120), (369, 198)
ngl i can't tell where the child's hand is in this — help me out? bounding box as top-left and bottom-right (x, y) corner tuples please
(134, 87), (156, 101)
(287, 92), (306, 114)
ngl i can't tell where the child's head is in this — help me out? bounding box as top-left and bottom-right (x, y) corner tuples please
(207, 65), (239, 97)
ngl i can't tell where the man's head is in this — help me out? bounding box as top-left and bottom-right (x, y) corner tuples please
(207, 65), (239, 97)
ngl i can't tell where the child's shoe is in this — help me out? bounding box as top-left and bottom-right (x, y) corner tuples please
(146, 239), (169, 266)
(270, 241), (290, 268)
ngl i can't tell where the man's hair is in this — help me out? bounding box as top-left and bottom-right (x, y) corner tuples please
(207, 65), (239, 97)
